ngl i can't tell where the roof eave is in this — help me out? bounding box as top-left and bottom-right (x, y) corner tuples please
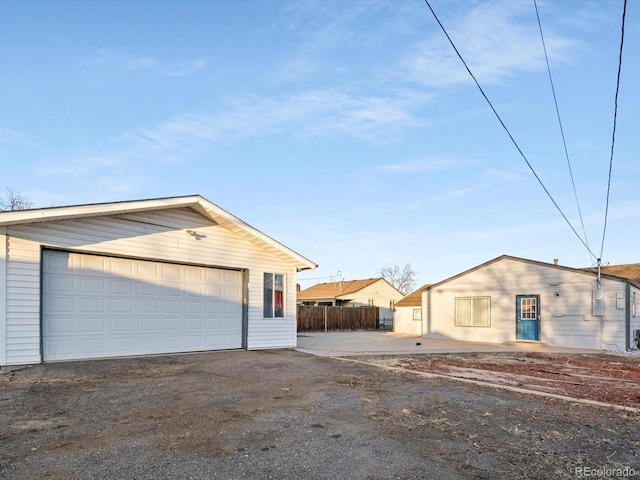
(0, 194), (318, 272)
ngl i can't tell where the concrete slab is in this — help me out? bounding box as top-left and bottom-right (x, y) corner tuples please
(295, 331), (602, 357)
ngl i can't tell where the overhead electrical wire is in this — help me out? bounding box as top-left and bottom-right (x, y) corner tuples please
(600, 0), (627, 260)
(422, 0), (596, 259)
(533, 0), (594, 263)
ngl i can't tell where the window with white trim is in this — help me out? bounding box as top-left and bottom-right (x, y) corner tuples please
(455, 297), (490, 327)
(263, 273), (284, 318)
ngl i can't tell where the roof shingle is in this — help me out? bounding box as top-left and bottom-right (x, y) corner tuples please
(297, 278), (383, 300)
(395, 283), (432, 307)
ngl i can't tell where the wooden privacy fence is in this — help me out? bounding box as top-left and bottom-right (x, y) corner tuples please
(297, 305), (381, 332)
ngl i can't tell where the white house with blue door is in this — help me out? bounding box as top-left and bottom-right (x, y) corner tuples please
(421, 255), (640, 352)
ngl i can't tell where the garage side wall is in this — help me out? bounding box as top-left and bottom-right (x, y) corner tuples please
(0, 227), (7, 366)
(424, 258), (629, 351)
(3, 208), (298, 365)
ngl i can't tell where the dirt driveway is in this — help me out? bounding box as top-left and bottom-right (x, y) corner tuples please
(2, 350), (639, 479)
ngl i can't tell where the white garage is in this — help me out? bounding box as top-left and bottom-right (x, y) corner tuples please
(0, 195), (317, 366)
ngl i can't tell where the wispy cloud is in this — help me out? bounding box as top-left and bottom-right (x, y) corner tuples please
(374, 156), (466, 173)
(37, 154), (125, 176)
(161, 58), (210, 77)
(123, 89), (427, 157)
(35, 154), (141, 203)
(398, 1), (579, 87)
(84, 51), (210, 77)
(0, 127), (41, 148)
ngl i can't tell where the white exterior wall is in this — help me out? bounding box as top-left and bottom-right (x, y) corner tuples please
(423, 258), (631, 351)
(0, 227), (7, 366)
(3, 208), (298, 365)
(343, 280), (404, 325)
(393, 306), (422, 335)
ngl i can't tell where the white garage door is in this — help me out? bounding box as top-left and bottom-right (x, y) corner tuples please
(42, 250), (243, 361)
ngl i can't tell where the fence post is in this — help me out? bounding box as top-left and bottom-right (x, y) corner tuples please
(324, 305), (327, 332)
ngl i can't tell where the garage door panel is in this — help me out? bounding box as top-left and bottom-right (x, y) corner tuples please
(139, 301), (158, 313)
(184, 266), (203, 282)
(161, 264), (181, 281)
(111, 280), (133, 295)
(47, 275), (75, 293)
(111, 299), (133, 313)
(186, 302), (203, 314)
(137, 263), (158, 278)
(48, 297), (74, 314)
(205, 269), (223, 283)
(163, 301), (181, 314)
(80, 255), (106, 271)
(206, 302), (222, 314)
(112, 337), (134, 352)
(82, 298), (105, 313)
(81, 318), (105, 333)
(81, 278), (105, 294)
(225, 302), (241, 314)
(138, 283), (158, 296)
(110, 259), (134, 276)
(46, 340), (75, 357)
(161, 336), (181, 349)
(162, 286), (181, 297)
(48, 318), (74, 333)
(43, 251), (244, 361)
(206, 317), (222, 329)
(111, 318), (133, 332)
(139, 317), (158, 330)
(163, 317), (181, 330)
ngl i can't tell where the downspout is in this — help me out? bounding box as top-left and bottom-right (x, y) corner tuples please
(625, 281), (631, 352)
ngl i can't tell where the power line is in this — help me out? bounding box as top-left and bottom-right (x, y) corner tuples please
(422, 0), (596, 259)
(600, 0), (627, 260)
(534, 0), (593, 263)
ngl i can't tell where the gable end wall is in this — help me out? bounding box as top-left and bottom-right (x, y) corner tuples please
(424, 258), (630, 351)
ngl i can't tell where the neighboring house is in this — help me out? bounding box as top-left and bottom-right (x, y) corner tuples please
(297, 278), (404, 327)
(393, 284), (432, 335)
(419, 255), (640, 352)
(0, 195), (317, 366)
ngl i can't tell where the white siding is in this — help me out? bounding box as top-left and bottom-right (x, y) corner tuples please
(393, 306), (422, 335)
(0, 227), (7, 365)
(424, 258), (630, 351)
(4, 208), (299, 365)
(342, 280), (404, 328)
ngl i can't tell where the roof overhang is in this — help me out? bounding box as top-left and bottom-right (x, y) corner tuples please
(0, 194), (318, 272)
(425, 254), (635, 290)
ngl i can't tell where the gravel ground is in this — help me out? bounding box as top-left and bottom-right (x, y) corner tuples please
(1, 349), (639, 479)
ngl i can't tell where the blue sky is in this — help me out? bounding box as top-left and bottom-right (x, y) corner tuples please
(1, 0), (637, 289)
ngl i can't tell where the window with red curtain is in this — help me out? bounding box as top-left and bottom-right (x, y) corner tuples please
(263, 273), (285, 318)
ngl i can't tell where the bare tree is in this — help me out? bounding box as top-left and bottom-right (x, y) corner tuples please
(0, 188), (33, 211)
(379, 263), (416, 295)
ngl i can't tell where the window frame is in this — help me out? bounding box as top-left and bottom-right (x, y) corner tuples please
(455, 296), (491, 327)
(413, 308), (422, 321)
(263, 272), (285, 318)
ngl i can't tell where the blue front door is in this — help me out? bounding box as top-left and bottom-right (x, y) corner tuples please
(516, 295), (540, 341)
